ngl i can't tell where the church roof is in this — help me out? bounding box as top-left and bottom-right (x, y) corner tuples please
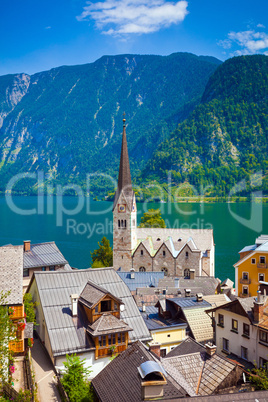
(113, 119), (134, 211)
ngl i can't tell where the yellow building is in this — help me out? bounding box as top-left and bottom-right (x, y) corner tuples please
(234, 235), (268, 297)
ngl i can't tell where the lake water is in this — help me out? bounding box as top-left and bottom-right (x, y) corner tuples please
(1, 196), (267, 283)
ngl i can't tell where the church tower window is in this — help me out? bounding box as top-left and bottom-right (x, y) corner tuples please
(118, 220), (120, 228)
(139, 267), (146, 272)
(141, 250), (143, 256)
(163, 250), (166, 257)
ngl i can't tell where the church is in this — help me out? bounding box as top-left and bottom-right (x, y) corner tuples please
(113, 119), (215, 277)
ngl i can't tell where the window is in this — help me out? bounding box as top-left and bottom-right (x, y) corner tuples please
(41, 267), (46, 272)
(49, 266), (55, 271)
(260, 357), (268, 368)
(218, 314), (224, 327)
(241, 346), (248, 360)
(117, 333), (121, 344)
(141, 250), (144, 256)
(184, 269), (190, 279)
(99, 336), (106, 347)
(232, 319), (238, 332)
(124, 220), (127, 228)
(101, 300), (111, 312)
(108, 334), (112, 346)
(185, 251), (189, 258)
(95, 305), (98, 313)
(161, 267), (168, 276)
(23, 269), (29, 277)
(112, 334), (116, 344)
(259, 273), (265, 282)
(243, 323), (250, 337)
(260, 330), (268, 344)
(121, 333), (125, 343)
(160, 349), (167, 358)
(118, 220), (120, 228)
(222, 338), (229, 352)
(242, 272), (249, 280)
(252, 258), (256, 264)
(242, 286), (248, 295)
(139, 267), (146, 272)
(114, 302), (118, 311)
(163, 250), (166, 257)
(260, 256), (266, 264)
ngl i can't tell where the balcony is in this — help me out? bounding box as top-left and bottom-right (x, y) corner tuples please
(240, 278), (251, 284)
(257, 263), (268, 269)
(239, 292), (251, 298)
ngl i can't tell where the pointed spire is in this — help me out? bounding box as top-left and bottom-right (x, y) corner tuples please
(113, 115), (133, 210)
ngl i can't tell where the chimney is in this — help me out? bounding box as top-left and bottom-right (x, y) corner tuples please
(253, 291), (264, 322)
(185, 289), (191, 297)
(24, 240), (31, 252)
(149, 342), (161, 358)
(190, 269), (195, 280)
(130, 268), (135, 279)
(138, 361), (167, 401)
(142, 301), (146, 312)
(196, 293), (203, 302)
(70, 294), (79, 316)
(205, 342), (217, 356)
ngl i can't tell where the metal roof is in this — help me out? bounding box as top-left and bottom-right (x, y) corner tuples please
(31, 268), (151, 356)
(138, 361), (167, 379)
(239, 244), (257, 253)
(24, 242), (68, 268)
(117, 271), (164, 291)
(169, 297), (211, 309)
(140, 306), (186, 331)
(0, 245), (23, 305)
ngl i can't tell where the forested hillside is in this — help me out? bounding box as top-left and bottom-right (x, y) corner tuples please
(0, 52), (220, 195)
(140, 55), (268, 198)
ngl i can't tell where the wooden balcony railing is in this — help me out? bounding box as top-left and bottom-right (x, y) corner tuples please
(9, 339), (24, 353)
(258, 263), (268, 269)
(239, 292), (251, 298)
(240, 278), (251, 284)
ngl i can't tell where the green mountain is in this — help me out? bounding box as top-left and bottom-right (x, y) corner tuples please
(0, 52), (221, 195)
(140, 55), (268, 199)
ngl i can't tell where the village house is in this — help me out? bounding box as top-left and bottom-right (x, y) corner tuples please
(207, 291), (268, 368)
(113, 119), (215, 277)
(234, 234), (268, 297)
(28, 267), (151, 378)
(22, 240), (71, 288)
(92, 337), (242, 401)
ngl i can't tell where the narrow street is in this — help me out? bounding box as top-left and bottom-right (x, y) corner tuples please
(31, 338), (61, 402)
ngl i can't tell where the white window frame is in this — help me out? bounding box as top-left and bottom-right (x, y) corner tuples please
(260, 256), (266, 264)
(251, 258), (256, 264)
(242, 286), (249, 295)
(242, 271), (249, 280)
(259, 273), (265, 282)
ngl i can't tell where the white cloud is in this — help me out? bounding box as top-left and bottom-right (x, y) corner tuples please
(257, 23), (265, 28)
(77, 0), (188, 35)
(218, 28), (268, 56)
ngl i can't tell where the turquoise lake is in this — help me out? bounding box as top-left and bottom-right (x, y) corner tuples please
(1, 196), (267, 283)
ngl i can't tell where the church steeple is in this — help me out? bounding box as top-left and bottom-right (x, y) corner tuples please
(113, 116), (134, 210)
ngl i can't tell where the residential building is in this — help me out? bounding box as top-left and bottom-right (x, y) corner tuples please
(92, 337), (242, 401)
(22, 240), (71, 288)
(140, 305), (187, 356)
(154, 294), (229, 344)
(207, 292), (268, 368)
(113, 119), (215, 276)
(0, 245), (25, 353)
(234, 234), (268, 297)
(28, 267), (151, 377)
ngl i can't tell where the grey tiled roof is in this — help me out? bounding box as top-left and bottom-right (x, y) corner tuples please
(24, 242), (68, 268)
(163, 338), (236, 396)
(177, 277), (220, 296)
(92, 341), (188, 402)
(87, 313), (132, 336)
(117, 271), (164, 291)
(31, 268), (151, 356)
(166, 337), (204, 358)
(0, 245), (23, 305)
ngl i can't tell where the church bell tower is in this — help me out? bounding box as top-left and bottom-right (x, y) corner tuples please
(113, 117), (137, 271)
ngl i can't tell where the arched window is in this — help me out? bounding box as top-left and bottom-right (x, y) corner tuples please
(118, 220), (120, 228)
(184, 269), (190, 278)
(141, 250), (144, 256)
(139, 267), (146, 272)
(124, 220), (127, 228)
(121, 220), (124, 228)
(161, 267), (168, 276)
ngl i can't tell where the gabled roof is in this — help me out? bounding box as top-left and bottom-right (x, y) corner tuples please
(117, 271), (164, 292)
(92, 341), (188, 402)
(29, 268), (151, 356)
(87, 313), (132, 337)
(24, 241), (68, 268)
(235, 240), (268, 267)
(0, 245), (23, 305)
(79, 280), (123, 309)
(163, 338), (237, 396)
(206, 297), (255, 322)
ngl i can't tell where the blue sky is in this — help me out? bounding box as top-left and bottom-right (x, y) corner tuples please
(0, 0), (267, 76)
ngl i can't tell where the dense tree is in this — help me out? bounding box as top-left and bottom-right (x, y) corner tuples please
(23, 293), (37, 324)
(139, 208), (166, 228)
(249, 364), (268, 390)
(90, 237), (113, 268)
